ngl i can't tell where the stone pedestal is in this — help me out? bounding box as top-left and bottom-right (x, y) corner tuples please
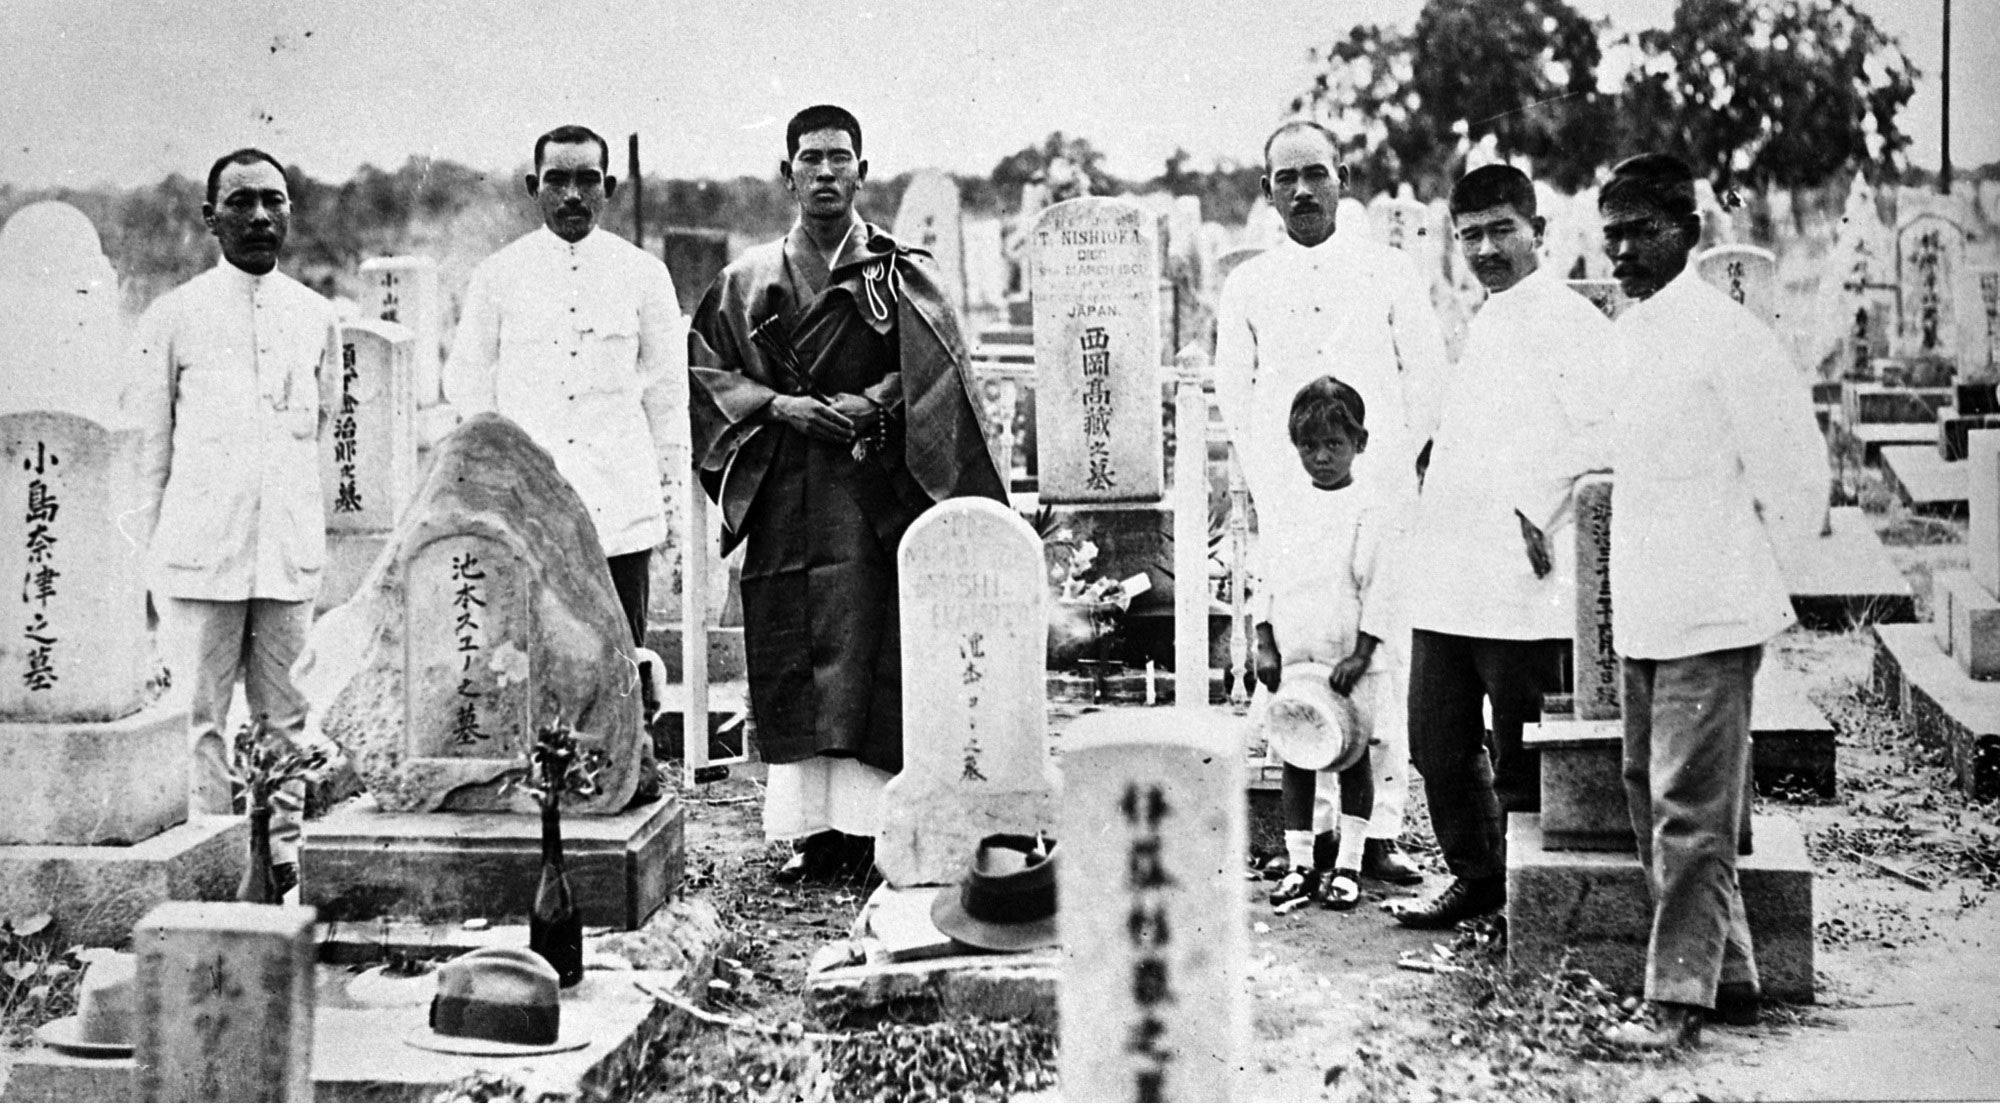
(0, 815), (245, 946)
(1506, 813), (1814, 1002)
(1872, 622), (2000, 800)
(0, 698), (187, 846)
(804, 883), (1059, 1025)
(301, 796), (683, 928)
(1776, 506), (1917, 630)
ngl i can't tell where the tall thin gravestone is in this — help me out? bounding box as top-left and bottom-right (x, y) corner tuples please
(1697, 244), (1780, 330)
(894, 169), (968, 312)
(323, 319), (417, 535)
(1977, 268), (1999, 377)
(1896, 213), (1969, 365)
(1059, 708), (1246, 1102)
(359, 256), (441, 408)
(1031, 197), (1164, 503)
(877, 498), (1056, 887)
(134, 902), (317, 1103)
(1573, 475), (1618, 720)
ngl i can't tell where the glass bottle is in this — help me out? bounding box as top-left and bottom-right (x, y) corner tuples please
(529, 800), (584, 987)
(238, 805), (280, 905)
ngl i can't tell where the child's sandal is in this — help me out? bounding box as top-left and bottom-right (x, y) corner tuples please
(1269, 866), (1324, 908)
(1321, 868), (1362, 911)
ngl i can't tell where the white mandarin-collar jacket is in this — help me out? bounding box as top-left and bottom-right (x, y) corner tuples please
(443, 227), (685, 558)
(131, 261), (341, 602)
(1607, 267), (1829, 660)
(1404, 266), (1615, 641)
(1213, 227), (1449, 520)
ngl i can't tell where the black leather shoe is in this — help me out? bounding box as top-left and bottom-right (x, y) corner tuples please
(773, 831), (840, 885)
(1362, 839), (1424, 885)
(1388, 877), (1504, 929)
(272, 863), (299, 898)
(1714, 981), (1762, 1026)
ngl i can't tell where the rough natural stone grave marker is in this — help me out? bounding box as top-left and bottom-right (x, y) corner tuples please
(1031, 197), (1164, 503)
(299, 413), (644, 814)
(1059, 708), (1246, 1102)
(1573, 475), (1618, 720)
(359, 255), (442, 408)
(134, 901), (317, 1102)
(877, 498), (1056, 886)
(894, 169), (968, 312)
(322, 318), (417, 534)
(1697, 244), (1780, 329)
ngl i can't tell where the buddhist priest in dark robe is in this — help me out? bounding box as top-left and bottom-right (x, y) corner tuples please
(688, 104), (1006, 882)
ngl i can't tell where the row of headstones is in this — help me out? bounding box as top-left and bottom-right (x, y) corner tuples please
(1822, 176), (2000, 380)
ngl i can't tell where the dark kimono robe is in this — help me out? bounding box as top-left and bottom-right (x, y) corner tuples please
(688, 220), (1005, 773)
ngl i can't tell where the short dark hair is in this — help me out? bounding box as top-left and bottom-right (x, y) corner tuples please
(1599, 153), (1699, 222)
(1289, 375), (1368, 444)
(205, 148), (288, 205)
(1262, 120), (1342, 172)
(1450, 164), (1537, 219)
(533, 125), (610, 173)
(786, 105), (863, 160)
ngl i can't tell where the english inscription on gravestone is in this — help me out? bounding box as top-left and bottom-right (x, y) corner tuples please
(1031, 197), (1164, 503)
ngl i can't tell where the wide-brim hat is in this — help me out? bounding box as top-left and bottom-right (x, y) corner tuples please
(404, 947), (592, 1056)
(931, 833), (1059, 954)
(1261, 661), (1366, 773)
(36, 953), (135, 1058)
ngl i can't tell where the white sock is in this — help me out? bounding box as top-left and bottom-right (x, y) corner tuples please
(1285, 829), (1316, 871)
(1335, 816), (1369, 872)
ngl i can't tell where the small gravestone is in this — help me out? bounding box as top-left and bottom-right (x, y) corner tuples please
(323, 319), (417, 534)
(359, 256), (442, 407)
(894, 169), (968, 312)
(1059, 708), (1247, 1102)
(134, 902), (316, 1103)
(1573, 476), (1618, 720)
(660, 228), (730, 316)
(0, 413), (149, 722)
(1697, 244), (1780, 329)
(877, 499), (1056, 887)
(1896, 213), (1969, 364)
(1031, 198), (1164, 504)
(0, 203), (125, 426)
(299, 412), (644, 814)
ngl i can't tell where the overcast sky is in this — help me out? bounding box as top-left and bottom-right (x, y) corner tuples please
(4, 0), (1990, 190)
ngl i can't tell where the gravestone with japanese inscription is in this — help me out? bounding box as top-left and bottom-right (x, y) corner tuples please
(1573, 475), (1618, 721)
(1895, 213), (1970, 367)
(133, 901), (317, 1102)
(1696, 244), (1780, 330)
(323, 319), (417, 534)
(1975, 267), (1999, 378)
(1059, 708), (1247, 1102)
(877, 498), (1056, 887)
(359, 255), (442, 408)
(1030, 197), (1164, 503)
(299, 412), (644, 814)
(894, 169), (967, 312)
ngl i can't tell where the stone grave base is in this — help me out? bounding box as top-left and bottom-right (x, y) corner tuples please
(1506, 813), (1814, 1003)
(804, 883), (1058, 1025)
(1931, 570), (2000, 679)
(0, 699), (188, 847)
(1777, 506), (1917, 629)
(1840, 421), (1936, 464)
(317, 531), (391, 614)
(301, 795), (683, 928)
(1879, 445), (1967, 514)
(1871, 622), (2000, 800)
(1522, 719), (1753, 853)
(0, 815), (243, 946)
(2, 967), (699, 1103)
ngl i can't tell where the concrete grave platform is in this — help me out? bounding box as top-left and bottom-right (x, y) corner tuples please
(0, 814), (243, 946)
(1932, 569), (2000, 678)
(1880, 444), (1967, 513)
(1871, 622), (2000, 800)
(2, 965), (699, 1104)
(804, 883), (1058, 1025)
(1844, 422), (1939, 464)
(302, 795), (683, 928)
(0, 698), (188, 847)
(1776, 506), (1917, 628)
(1506, 813), (1814, 1003)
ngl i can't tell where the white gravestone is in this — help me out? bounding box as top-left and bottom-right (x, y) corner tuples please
(1573, 475), (1618, 721)
(1895, 213), (1969, 363)
(877, 498), (1056, 887)
(0, 203), (125, 426)
(1697, 244), (1780, 330)
(894, 170), (968, 312)
(1976, 268), (1999, 377)
(359, 256), (442, 407)
(134, 902), (317, 1103)
(323, 318), (417, 534)
(1059, 708), (1247, 1102)
(0, 413), (149, 721)
(1031, 197), (1164, 504)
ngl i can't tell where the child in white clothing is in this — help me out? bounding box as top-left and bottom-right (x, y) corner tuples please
(1254, 376), (1388, 910)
